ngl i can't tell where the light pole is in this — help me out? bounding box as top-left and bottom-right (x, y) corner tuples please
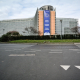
(60, 20), (62, 40)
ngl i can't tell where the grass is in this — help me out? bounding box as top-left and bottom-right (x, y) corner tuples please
(9, 39), (80, 43)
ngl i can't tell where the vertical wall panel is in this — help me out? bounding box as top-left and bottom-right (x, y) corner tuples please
(38, 11), (43, 36)
(50, 11), (55, 35)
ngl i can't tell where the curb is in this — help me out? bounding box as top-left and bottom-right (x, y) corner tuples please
(0, 42), (74, 45)
(74, 43), (80, 45)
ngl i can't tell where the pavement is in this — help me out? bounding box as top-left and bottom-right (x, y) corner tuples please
(0, 43), (80, 80)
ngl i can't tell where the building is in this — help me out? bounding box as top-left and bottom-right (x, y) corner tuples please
(0, 5), (78, 37)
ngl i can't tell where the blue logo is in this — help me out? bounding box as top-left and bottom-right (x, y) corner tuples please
(44, 11), (49, 17)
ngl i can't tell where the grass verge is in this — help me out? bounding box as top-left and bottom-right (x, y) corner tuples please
(9, 39), (80, 43)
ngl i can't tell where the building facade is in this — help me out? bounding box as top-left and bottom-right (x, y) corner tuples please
(0, 5), (78, 37)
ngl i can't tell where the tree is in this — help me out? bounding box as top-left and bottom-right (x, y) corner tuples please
(71, 26), (78, 34)
(29, 27), (41, 34)
(7, 31), (20, 36)
(24, 27), (41, 35)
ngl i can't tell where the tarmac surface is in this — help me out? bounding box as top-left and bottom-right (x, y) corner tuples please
(0, 43), (80, 80)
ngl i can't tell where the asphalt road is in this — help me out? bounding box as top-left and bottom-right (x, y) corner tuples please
(0, 43), (80, 80)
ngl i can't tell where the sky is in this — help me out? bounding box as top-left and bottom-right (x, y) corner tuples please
(0, 0), (80, 26)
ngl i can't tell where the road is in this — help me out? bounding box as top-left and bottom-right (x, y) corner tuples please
(0, 43), (80, 80)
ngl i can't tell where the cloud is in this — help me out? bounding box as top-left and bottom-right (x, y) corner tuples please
(0, 0), (80, 23)
(9, 7), (36, 19)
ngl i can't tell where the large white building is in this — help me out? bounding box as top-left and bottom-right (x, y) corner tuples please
(0, 5), (78, 37)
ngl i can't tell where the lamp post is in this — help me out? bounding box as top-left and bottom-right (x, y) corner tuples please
(60, 20), (62, 40)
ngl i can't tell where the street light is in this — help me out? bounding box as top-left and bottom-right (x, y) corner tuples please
(60, 20), (62, 40)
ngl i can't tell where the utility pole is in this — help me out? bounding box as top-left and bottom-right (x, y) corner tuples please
(60, 20), (62, 40)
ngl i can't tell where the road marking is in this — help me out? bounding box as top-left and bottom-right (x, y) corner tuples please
(22, 48), (25, 49)
(14, 49), (21, 50)
(60, 65), (70, 70)
(31, 49), (36, 50)
(51, 50), (62, 51)
(9, 54), (35, 56)
(75, 66), (80, 69)
(31, 49), (41, 51)
(69, 49), (80, 51)
(5, 50), (13, 51)
(24, 51), (36, 52)
(35, 50), (41, 51)
(49, 52), (62, 53)
(25, 54), (35, 56)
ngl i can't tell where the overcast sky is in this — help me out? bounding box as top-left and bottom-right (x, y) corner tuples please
(0, 0), (80, 25)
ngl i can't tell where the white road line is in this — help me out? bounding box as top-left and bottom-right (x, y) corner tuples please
(49, 52), (62, 53)
(31, 49), (59, 50)
(24, 51), (36, 52)
(9, 54), (35, 56)
(31, 49), (35, 50)
(51, 50), (62, 51)
(69, 49), (80, 51)
(31, 49), (41, 51)
(5, 50), (13, 51)
(22, 48), (24, 49)
(75, 65), (80, 69)
(60, 65), (70, 70)
(14, 49), (21, 50)
(35, 50), (41, 51)
(25, 54), (35, 56)
(9, 54), (24, 56)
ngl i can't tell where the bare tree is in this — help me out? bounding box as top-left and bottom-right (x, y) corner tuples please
(29, 27), (37, 33)
(71, 26), (78, 34)
(29, 27), (41, 34)
(25, 27), (28, 31)
(25, 27), (29, 34)
(24, 27), (41, 35)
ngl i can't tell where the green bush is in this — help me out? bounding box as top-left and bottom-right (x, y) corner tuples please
(0, 33), (80, 42)
(6, 31), (19, 36)
(0, 31), (20, 42)
(0, 34), (9, 42)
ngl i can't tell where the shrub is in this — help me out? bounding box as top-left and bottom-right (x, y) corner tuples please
(6, 31), (20, 36)
(0, 31), (20, 42)
(0, 34), (9, 42)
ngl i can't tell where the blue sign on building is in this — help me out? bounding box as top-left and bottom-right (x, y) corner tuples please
(44, 10), (50, 35)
